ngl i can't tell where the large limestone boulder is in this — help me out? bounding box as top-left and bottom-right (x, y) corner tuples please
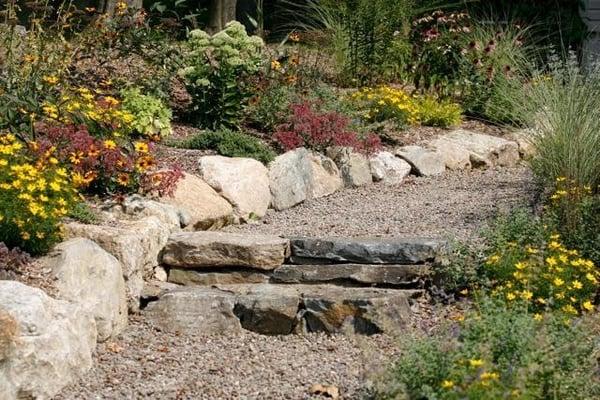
(66, 216), (172, 311)
(395, 145), (446, 176)
(369, 151), (412, 184)
(43, 238), (127, 342)
(289, 237), (446, 265)
(162, 231), (289, 270)
(160, 173), (234, 230)
(328, 147), (373, 187)
(198, 155), (270, 221)
(0, 281), (96, 399)
(144, 287), (242, 335)
(269, 148), (343, 211)
(427, 138), (472, 170)
(439, 129), (520, 167)
(102, 195), (184, 231)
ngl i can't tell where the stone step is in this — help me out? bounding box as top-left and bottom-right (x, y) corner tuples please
(289, 237), (446, 265)
(143, 284), (422, 336)
(161, 231), (290, 270)
(167, 263), (430, 287)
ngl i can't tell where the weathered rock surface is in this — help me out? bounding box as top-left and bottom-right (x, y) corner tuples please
(160, 172), (234, 230)
(233, 285), (301, 335)
(508, 129), (536, 158)
(328, 147), (373, 187)
(268, 148), (342, 211)
(395, 145), (446, 176)
(144, 287), (242, 335)
(440, 129), (520, 167)
(199, 155), (270, 221)
(168, 268), (270, 285)
(215, 284), (414, 335)
(271, 263), (430, 286)
(289, 237), (445, 265)
(66, 216), (172, 311)
(0, 281), (96, 399)
(162, 231), (289, 270)
(102, 194), (184, 231)
(44, 238), (127, 342)
(369, 151), (412, 184)
(427, 138), (472, 170)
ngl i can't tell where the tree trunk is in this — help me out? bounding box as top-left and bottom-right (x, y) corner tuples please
(208, 0), (237, 33)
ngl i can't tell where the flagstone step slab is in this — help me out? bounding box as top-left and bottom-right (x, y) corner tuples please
(288, 237), (446, 265)
(144, 284), (419, 336)
(161, 231), (290, 270)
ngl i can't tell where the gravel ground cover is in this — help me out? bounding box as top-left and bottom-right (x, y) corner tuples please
(56, 298), (467, 400)
(225, 166), (537, 242)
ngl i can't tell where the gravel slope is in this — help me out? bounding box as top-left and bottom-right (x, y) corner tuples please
(225, 166), (537, 241)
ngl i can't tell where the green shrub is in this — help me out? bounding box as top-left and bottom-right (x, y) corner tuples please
(415, 96), (462, 128)
(174, 129), (275, 164)
(68, 202), (100, 225)
(246, 84), (295, 132)
(545, 179), (600, 268)
(375, 299), (600, 400)
(121, 87), (173, 138)
(432, 240), (485, 296)
(180, 21), (264, 129)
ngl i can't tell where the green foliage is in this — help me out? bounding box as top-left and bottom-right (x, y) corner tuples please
(174, 129), (275, 164)
(433, 240), (484, 296)
(121, 87), (173, 138)
(180, 21), (264, 130)
(68, 202), (99, 225)
(545, 180), (600, 268)
(505, 54), (600, 191)
(246, 84), (295, 132)
(375, 299), (600, 400)
(415, 96), (462, 127)
(298, 0), (416, 84)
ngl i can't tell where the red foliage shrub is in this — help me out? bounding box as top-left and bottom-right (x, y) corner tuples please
(274, 101), (381, 154)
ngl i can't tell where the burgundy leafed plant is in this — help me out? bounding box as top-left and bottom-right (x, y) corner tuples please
(274, 101), (380, 154)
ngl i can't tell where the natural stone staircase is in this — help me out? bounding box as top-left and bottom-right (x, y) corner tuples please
(144, 233), (445, 336)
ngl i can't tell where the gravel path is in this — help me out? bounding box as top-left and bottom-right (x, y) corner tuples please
(56, 166), (534, 400)
(56, 316), (396, 400)
(225, 166), (537, 241)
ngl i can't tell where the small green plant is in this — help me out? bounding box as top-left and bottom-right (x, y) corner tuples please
(246, 84), (295, 132)
(375, 299), (600, 400)
(180, 21), (264, 129)
(121, 87), (173, 138)
(174, 129), (275, 164)
(68, 202), (100, 225)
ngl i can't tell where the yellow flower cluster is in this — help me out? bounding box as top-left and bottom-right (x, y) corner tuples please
(42, 87), (135, 136)
(0, 134), (78, 254)
(350, 86), (463, 128)
(442, 358), (501, 393)
(487, 234), (598, 316)
(351, 86), (420, 126)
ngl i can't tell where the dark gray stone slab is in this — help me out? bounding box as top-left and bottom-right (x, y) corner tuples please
(168, 268), (270, 286)
(288, 237), (446, 265)
(271, 264), (430, 286)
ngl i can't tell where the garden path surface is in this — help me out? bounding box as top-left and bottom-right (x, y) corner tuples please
(57, 166), (535, 400)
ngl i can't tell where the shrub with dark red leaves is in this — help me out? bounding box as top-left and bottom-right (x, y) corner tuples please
(274, 101), (381, 154)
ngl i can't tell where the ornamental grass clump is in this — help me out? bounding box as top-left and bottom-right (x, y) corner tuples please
(0, 133), (79, 254)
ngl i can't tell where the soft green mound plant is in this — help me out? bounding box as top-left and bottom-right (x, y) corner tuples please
(180, 21), (264, 129)
(374, 299), (600, 400)
(415, 96), (462, 128)
(121, 88), (173, 138)
(173, 129), (275, 164)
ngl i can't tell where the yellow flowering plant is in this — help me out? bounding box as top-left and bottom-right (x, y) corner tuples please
(485, 234), (598, 316)
(350, 86), (462, 128)
(0, 133), (79, 254)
